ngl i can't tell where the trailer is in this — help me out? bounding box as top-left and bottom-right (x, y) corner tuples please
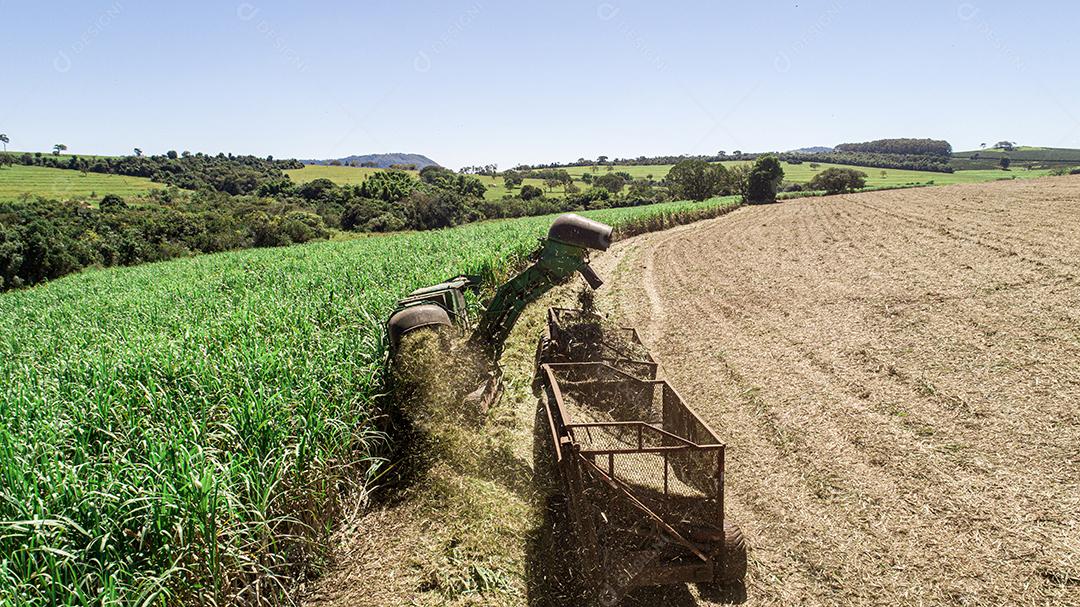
(535, 360), (746, 606)
(534, 307), (659, 385)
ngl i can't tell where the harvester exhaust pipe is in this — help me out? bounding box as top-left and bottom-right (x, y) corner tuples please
(548, 213), (612, 290)
(470, 214), (613, 360)
(547, 213), (613, 252)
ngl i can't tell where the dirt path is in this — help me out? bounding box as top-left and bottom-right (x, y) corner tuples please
(594, 178), (1080, 606)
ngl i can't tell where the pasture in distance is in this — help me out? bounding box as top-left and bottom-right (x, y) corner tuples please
(286, 159), (1055, 201)
(0, 164), (163, 201)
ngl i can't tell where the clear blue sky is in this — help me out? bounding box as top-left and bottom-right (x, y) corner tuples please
(3, 1), (1079, 169)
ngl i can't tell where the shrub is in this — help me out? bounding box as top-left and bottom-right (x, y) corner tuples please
(99, 194), (128, 211)
(520, 184), (543, 200)
(400, 190), (478, 230)
(280, 211), (330, 243)
(365, 212), (407, 232)
(1049, 166), (1080, 176)
(808, 167), (867, 194)
(299, 178), (338, 201)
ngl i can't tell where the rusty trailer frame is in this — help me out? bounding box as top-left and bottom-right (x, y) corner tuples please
(538, 307), (660, 381)
(537, 361), (745, 605)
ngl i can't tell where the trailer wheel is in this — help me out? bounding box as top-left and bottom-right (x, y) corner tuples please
(535, 494), (599, 606)
(532, 399), (563, 501)
(717, 520), (747, 582)
(533, 336), (564, 395)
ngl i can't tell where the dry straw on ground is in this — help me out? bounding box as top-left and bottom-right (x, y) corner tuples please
(595, 176), (1080, 606)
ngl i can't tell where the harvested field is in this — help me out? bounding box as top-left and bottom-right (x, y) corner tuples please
(594, 176), (1080, 606)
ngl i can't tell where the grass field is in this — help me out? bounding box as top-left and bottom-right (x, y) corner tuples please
(565, 160), (1053, 187)
(287, 161), (1051, 204)
(0, 195), (739, 605)
(0, 164), (164, 201)
(285, 164), (398, 185)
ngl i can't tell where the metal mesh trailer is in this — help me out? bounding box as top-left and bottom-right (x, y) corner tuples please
(536, 360), (746, 606)
(534, 307), (659, 386)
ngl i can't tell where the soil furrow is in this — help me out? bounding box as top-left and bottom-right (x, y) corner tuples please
(594, 177), (1080, 606)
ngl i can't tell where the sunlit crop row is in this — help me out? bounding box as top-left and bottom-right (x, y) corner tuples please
(0, 196), (737, 605)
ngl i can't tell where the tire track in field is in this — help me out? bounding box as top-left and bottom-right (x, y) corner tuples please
(597, 179), (1080, 607)
(622, 206), (956, 604)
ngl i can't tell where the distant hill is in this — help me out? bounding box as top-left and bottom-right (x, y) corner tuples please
(301, 153), (439, 169)
(789, 146), (834, 154)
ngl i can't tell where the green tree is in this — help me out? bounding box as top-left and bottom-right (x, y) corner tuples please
(0, 134), (8, 152)
(999, 157), (1011, 170)
(743, 155), (784, 204)
(52, 143), (67, 156)
(594, 172), (626, 194)
(298, 178), (338, 201)
(133, 148), (142, 157)
(808, 167), (867, 194)
(665, 158), (726, 201)
(502, 170), (524, 189)
(520, 184), (543, 200)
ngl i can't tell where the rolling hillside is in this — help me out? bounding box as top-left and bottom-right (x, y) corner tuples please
(953, 146), (1080, 161)
(287, 160), (1052, 201)
(951, 146), (1080, 170)
(564, 160), (1051, 188)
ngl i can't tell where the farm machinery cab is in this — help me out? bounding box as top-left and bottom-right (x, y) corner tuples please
(386, 214), (614, 403)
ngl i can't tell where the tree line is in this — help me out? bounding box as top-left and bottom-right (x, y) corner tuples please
(834, 138), (953, 157)
(0, 190), (326, 291)
(780, 151), (954, 173)
(2, 151), (302, 195)
(664, 156), (785, 204)
(0, 138), (936, 290)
